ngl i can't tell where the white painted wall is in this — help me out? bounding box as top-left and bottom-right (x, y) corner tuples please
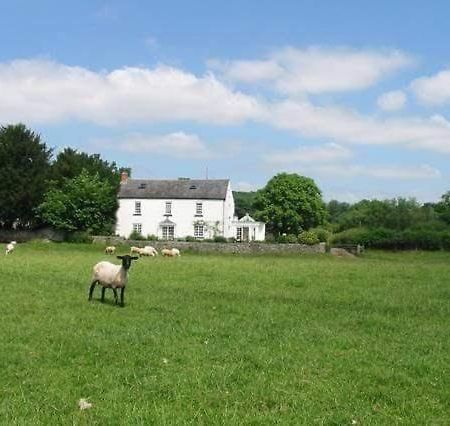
(116, 197), (230, 239)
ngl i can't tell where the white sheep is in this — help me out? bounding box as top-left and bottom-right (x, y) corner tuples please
(130, 246), (141, 255)
(88, 255), (138, 306)
(161, 248), (180, 257)
(104, 246), (116, 255)
(5, 241), (17, 255)
(139, 246), (158, 257)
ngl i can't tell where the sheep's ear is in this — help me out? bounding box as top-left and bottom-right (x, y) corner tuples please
(117, 255), (123, 259)
(131, 256), (138, 260)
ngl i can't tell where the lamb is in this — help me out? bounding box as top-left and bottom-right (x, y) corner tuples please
(161, 248), (180, 257)
(139, 246), (158, 257)
(88, 255), (138, 306)
(105, 246), (116, 255)
(5, 241), (17, 255)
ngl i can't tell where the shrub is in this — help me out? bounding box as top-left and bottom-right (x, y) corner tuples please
(129, 230), (145, 241)
(65, 231), (92, 243)
(185, 236), (196, 242)
(298, 230), (320, 245)
(213, 235), (227, 243)
(310, 227), (331, 243)
(277, 234), (298, 243)
(146, 234), (158, 241)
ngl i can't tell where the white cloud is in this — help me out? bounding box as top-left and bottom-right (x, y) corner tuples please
(411, 69), (450, 106)
(377, 90), (406, 111)
(100, 132), (212, 159)
(233, 181), (260, 192)
(267, 100), (450, 154)
(264, 143), (352, 166)
(0, 59), (264, 125)
(211, 47), (413, 95)
(279, 163), (440, 181)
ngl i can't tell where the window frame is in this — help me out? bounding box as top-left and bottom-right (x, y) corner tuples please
(195, 202), (203, 216)
(165, 201), (172, 215)
(194, 224), (204, 239)
(134, 201), (142, 216)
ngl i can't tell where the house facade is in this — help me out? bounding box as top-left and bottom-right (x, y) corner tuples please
(115, 173), (265, 241)
(116, 174), (235, 240)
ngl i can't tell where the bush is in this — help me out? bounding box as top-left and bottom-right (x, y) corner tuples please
(310, 227), (331, 243)
(277, 234), (298, 243)
(129, 230), (145, 241)
(298, 230), (320, 245)
(185, 236), (196, 242)
(65, 231), (92, 243)
(332, 227), (450, 250)
(213, 235), (227, 243)
(146, 234), (158, 241)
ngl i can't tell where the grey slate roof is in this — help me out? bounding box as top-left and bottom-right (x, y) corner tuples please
(118, 179), (229, 200)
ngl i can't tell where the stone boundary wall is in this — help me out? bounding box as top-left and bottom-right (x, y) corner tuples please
(92, 236), (326, 254)
(0, 227), (65, 243)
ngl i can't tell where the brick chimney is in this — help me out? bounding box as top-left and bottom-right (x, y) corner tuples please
(120, 171), (128, 184)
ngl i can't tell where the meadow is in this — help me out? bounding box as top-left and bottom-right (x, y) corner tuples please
(1, 243), (449, 424)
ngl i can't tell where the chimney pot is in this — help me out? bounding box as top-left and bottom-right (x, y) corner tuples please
(120, 171), (128, 184)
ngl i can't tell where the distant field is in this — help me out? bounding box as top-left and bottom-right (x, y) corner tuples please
(1, 243), (449, 424)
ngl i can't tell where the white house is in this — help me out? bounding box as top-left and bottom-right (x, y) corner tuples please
(116, 174), (234, 240)
(115, 173), (265, 241)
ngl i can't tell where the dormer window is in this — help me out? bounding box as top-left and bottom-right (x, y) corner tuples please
(138, 183), (147, 189)
(134, 201), (141, 216)
(195, 202), (203, 216)
(165, 201), (172, 215)
(189, 184), (197, 190)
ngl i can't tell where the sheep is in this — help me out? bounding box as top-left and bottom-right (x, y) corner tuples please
(105, 246), (116, 255)
(5, 241), (17, 255)
(161, 248), (180, 257)
(139, 246), (158, 257)
(130, 246), (141, 255)
(88, 255), (138, 306)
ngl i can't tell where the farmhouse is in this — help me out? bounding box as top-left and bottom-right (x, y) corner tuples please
(115, 172), (265, 241)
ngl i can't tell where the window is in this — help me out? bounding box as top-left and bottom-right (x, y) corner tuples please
(133, 223), (142, 234)
(194, 224), (204, 239)
(165, 202), (172, 215)
(162, 225), (174, 240)
(195, 202), (203, 216)
(134, 201), (141, 215)
(236, 227), (242, 241)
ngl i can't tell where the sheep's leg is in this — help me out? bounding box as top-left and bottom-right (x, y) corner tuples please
(112, 288), (119, 305)
(120, 287), (125, 307)
(88, 281), (98, 301)
(101, 287), (106, 303)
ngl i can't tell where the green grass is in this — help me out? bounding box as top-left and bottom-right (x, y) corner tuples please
(1, 243), (450, 424)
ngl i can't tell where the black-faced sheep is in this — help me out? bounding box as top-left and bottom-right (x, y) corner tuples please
(88, 255), (138, 306)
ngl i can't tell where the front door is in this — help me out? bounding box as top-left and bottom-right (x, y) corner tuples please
(242, 227), (249, 242)
(162, 226), (174, 240)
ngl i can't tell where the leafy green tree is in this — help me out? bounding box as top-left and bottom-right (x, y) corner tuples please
(37, 170), (118, 234)
(0, 124), (53, 228)
(233, 191), (258, 218)
(326, 200), (351, 224)
(50, 147), (122, 190)
(435, 191), (450, 225)
(254, 173), (326, 236)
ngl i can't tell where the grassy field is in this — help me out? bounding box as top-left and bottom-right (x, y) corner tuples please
(1, 243), (449, 424)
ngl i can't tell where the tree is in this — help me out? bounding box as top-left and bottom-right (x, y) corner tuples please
(37, 170), (118, 234)
(253, 173), (326, 236)
(435, 191), (450, 225)
(0, 124), (53, 228)
(50, 147), (122, 190)
(233, 191), (258, 218)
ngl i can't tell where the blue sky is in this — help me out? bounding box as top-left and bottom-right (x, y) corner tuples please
(1, 0), (450, 202)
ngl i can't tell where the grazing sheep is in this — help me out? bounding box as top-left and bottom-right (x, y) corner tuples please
(161, 248), (180, 257)
(88, 255), (138, 306)
(139, 246), (158, 257)
(105, 246), (116, 255)
(130, 246), (141, 255)
(5, 241), (17, 255)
